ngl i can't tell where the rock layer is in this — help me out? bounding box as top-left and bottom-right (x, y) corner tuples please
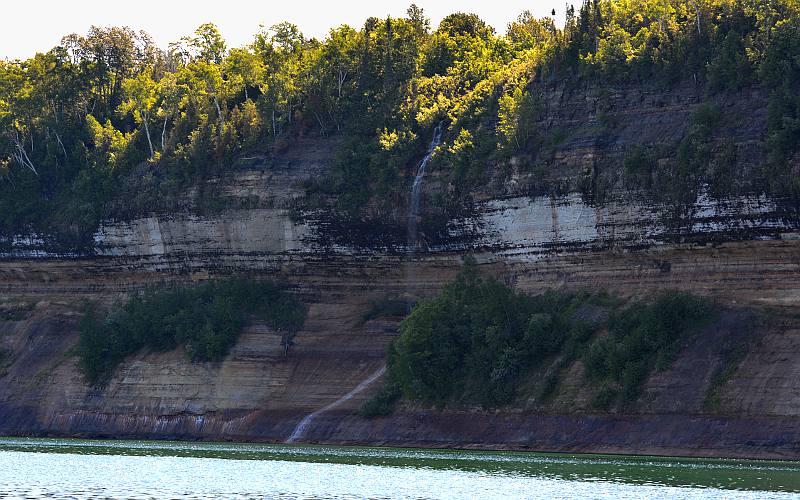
(1, 83), (799, 457)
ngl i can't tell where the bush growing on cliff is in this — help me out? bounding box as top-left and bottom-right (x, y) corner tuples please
(378, 260), (716, 412)
(76, 279), (306, 385)
(0, 347), (8, 376)
(360, 294), (411, 325)
(583, 291), (716, 408)
(388, 257), (597, 408)
(359, 381), (402, 417)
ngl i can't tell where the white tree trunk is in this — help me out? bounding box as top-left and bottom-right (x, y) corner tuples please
(55, 131), (68, 160)
(312, 110), (325, 136)
(11, 131), (38, 175)
(213, 96), (225, 125)
(689, 0), (701, 35)
(142, 112), (155, 158)
(162, 115), (168, 151)
(337, 67), (348, 98)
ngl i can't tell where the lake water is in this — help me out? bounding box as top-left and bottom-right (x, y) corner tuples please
(0, 438), (798, 499)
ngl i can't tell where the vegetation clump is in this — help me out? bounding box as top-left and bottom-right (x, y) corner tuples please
(703, 344), (748, 411)
(360, 294), (410, 325)
(583, 291), (716, 408)
(0, 348), (7, 376)
(385, 257), (599, 408)
(76, 279), (306, 385)
(365, 258), (716, 413)
(359, 382), (402, 417)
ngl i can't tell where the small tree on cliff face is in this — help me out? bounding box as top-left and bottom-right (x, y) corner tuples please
(75, 304), (116, 385)
(223, 48), (264, 101)
(497, 87), (540, 152)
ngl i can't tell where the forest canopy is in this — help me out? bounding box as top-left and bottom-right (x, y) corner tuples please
(1, 0), (799, 247)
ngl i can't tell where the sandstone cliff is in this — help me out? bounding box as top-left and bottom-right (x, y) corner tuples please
(1, 83), (799, 459)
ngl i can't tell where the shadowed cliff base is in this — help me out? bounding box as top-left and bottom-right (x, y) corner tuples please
(1, 407), (798, 461)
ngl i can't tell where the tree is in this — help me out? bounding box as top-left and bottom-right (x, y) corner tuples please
(155, 72), (186, 151)
(507, 11), (557, 51)
(184, 61), (226, 126)
(223, 48), (264, 101)
(269, 22), (305, 54)
(61, 26), (152, 114)
(407, 4), (430, 38)
(121, 72), (158, 158)
(189, 23), (227, 64)
(438, 12), (494, 40)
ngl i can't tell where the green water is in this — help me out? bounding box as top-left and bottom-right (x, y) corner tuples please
(0, 438), (798, 499)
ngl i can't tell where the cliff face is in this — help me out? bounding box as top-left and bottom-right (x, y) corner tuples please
(1, 83), (800, 459)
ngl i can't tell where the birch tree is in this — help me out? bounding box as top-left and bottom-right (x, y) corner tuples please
(155, 73), (185, 151)
(121, 72), (158, 158)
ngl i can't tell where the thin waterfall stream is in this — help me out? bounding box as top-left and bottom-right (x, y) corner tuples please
(286, 366), (386, 443)
(407, 122), (443, 252)
(286, 124), (443, 444)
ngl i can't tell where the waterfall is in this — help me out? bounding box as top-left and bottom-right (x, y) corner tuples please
(285, 124), (443, 444)
(286, 365), (387, 444)
(407, 122), (443, 252)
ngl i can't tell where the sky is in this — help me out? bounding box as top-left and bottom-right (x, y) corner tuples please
(1, 0), (563, 60)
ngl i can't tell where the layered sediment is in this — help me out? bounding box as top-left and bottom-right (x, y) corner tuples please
(1, 83), (799, 458)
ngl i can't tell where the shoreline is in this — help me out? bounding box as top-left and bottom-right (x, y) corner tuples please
(3, 434), (800, 465)
(2, 410), (799, 461)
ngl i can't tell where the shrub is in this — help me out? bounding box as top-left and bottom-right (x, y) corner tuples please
(361, 295), (410, 324)
(359, 382), (402, 417)
(583, 292), (716, 408)
(538, 373), (560, 401)
(390, 257), (596, 408)
(622, 145), (656, 190)
(592, 386), (619, 410)
(77, 279), (306, 385)
(379, 263), (715, 413)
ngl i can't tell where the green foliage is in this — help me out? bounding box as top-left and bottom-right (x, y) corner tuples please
(583, 292), (716, 409)
(76, 279), (306, 385)
(87, 115), (132, 168)
(623, 145), (658, 189)
(537, 372), (561, 401)
(707, 32), (753, 91)
(0, 347), (8, 377)
(359, 381), (402, 417)
(703, 343), (747, 411)
(361, 295), (410, 324)
(675, 103), (723, 192)
(591, 386), (619, 410)
(325, 131), (416, 215)
(670, 103), (720, 200)
(2, 1), (800, 242)
(622, 104), (734, 201)
(762, 20), (800, 195)
(703, 319), (759, 411)
(390, 257), (596, 407)
(497, 87), (541, 152)
(371, 262), (720, 414)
